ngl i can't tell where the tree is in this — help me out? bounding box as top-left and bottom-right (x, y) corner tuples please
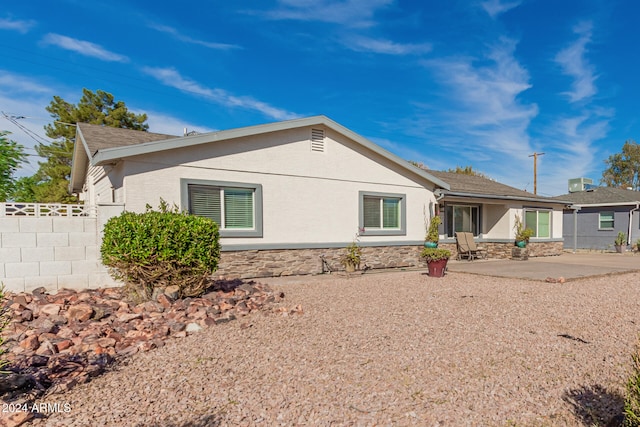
(601, 140), (640, 190)
(10, 176), (37, 202)
(33, 89), (149, 202)
(446, 165), (489, 178)
(0, 131), (27, 202)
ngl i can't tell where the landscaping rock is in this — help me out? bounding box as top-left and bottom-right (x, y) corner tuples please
(0, 279), (289, 401)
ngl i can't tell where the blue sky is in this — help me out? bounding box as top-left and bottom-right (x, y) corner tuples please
(0, 0), (637, 196)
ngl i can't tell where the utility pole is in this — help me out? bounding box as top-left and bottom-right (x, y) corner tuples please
(528, 152), (545, 194)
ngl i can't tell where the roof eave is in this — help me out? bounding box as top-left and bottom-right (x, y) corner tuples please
(437, 189), (570, 205)
(69, 126), (92, 193)
(91, 115), (450, 190)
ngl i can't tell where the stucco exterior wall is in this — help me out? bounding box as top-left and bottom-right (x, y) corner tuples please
(110, 125), (436, 248)
(562, 206), (639, 250)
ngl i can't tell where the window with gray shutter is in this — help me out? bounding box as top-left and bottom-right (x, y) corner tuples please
(359, 191), (406, 236)
(183, 180), (262, 237)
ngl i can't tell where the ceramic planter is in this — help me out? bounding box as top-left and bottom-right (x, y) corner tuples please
(427, 259), (448, 277)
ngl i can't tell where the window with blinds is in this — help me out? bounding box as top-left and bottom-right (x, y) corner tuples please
(188, 184), (254, 230)
(360, 192), (405, 235)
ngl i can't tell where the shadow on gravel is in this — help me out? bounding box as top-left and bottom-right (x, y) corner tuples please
(160, 414), (221, 427)
(563, 384), (625, 426)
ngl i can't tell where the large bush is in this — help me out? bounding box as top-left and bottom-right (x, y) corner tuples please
(101, 202), (220, 301)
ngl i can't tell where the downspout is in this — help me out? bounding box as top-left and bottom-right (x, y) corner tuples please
(628, 202), (640, 246)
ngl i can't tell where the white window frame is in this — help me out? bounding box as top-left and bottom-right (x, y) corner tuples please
(524, 208), (551, 238)
(181, 179), (263, 238)
(358, 191), (406, 236)
(599, 211), (615, 230)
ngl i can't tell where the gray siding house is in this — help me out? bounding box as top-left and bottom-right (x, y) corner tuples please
(555, 186), (640, 251)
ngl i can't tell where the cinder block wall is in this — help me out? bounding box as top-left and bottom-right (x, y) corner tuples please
(0, 208), (122, 293)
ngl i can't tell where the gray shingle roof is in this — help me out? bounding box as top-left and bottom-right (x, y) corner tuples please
(77, 123), (176, 156)
(427, 170), (561, 202)
(553, 187), (640, 205)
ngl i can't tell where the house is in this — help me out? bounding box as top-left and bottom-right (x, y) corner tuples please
(70, 116), (567, 279)
(426, 170), (569, 258)
(554, 183), (640, 251)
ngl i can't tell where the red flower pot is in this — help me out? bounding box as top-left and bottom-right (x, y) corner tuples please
(427, 259), (448, 277)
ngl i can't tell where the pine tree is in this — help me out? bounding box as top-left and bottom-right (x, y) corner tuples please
(33, 89), (148, 202)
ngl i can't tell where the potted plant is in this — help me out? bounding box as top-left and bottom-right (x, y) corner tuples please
(424, 216), (441, 248)
(614, 231), (627, 253)
(421, 247), (451, 278)
(341, 241), (362, 272)
(514, 214), (534, 248)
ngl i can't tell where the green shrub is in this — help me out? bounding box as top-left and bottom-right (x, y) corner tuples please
(101, 201), (220, 301)
(625, 340), (640, 426)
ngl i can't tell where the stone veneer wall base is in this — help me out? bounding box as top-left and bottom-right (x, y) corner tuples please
(217, 241), (565, 279)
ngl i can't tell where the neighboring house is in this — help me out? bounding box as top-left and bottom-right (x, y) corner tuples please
(427, 171), (569, 258)
(70, 116), (567, 279)
(554, 185), (640, 251)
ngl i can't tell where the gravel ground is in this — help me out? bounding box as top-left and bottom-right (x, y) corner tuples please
(32, 270), (640, 426)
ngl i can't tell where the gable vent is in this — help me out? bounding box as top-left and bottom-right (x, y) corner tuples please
(310, 128), (325, 152)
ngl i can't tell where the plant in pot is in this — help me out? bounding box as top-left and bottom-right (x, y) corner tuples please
(514, 214), (534, 248)
(614, 231), (627, 253)
(421, 247), (451, 278)
(424, 215), (441, 248)
(341, 241), (362, 272)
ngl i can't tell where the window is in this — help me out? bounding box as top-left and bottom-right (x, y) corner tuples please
(359, 191), (406, 236)
(181, 179), (263, 237)
(599, 211), (614, 229)
(524, 209), (551, 238)
(445, 205), (479, 237)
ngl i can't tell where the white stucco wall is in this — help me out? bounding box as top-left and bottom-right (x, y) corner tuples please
(104, 125), (436, 248)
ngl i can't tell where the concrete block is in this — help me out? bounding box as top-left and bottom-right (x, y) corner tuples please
(72, 260), (100, 275)
(5, 262), (39, 278)
(69, 232), (97, 247)
(2, 233), (36, 248)
(0, 248), (21, 263)
(37, 233), (69, 247)
(0, 218), (20, 233)
(19, 218), (53, 233)
(0, 263), (4, 278)
(57, 274), (89, 290)
(85, 245), (100, 262)
(40, 261), (72, 276)
(25, 276), (58, 293)
(54, 246), (86, 261)
(88, 273), (121, 289)
(52, 218), (85, 233)
(83, 218), (97, 233)
(1, 277), (24, 293)
(21, 247), (54, 262)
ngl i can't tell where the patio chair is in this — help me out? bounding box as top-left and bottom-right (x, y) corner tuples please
(464, 232), (488, 260)
(455, 232), (474, 261)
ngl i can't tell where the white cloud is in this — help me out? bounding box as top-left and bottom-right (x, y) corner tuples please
(424, 38), (537, 157)
(41, 34), (129, 63)
(147, 23), (241, 50)
(141, 67), (300, 121)
(143, 110), (215, 137)
(555, 21), (597, 103)
(263, 0), (393, 28)
(0, 17), (36, 33)
(343, 36), (431, 55)
(481, 0), (522, 18)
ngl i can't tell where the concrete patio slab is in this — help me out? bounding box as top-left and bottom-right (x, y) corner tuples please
(447, 251), (640, 281)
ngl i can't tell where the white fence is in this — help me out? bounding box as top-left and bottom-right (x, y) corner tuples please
(0, 203), (122, 293)
(0, 203), (96, 217)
